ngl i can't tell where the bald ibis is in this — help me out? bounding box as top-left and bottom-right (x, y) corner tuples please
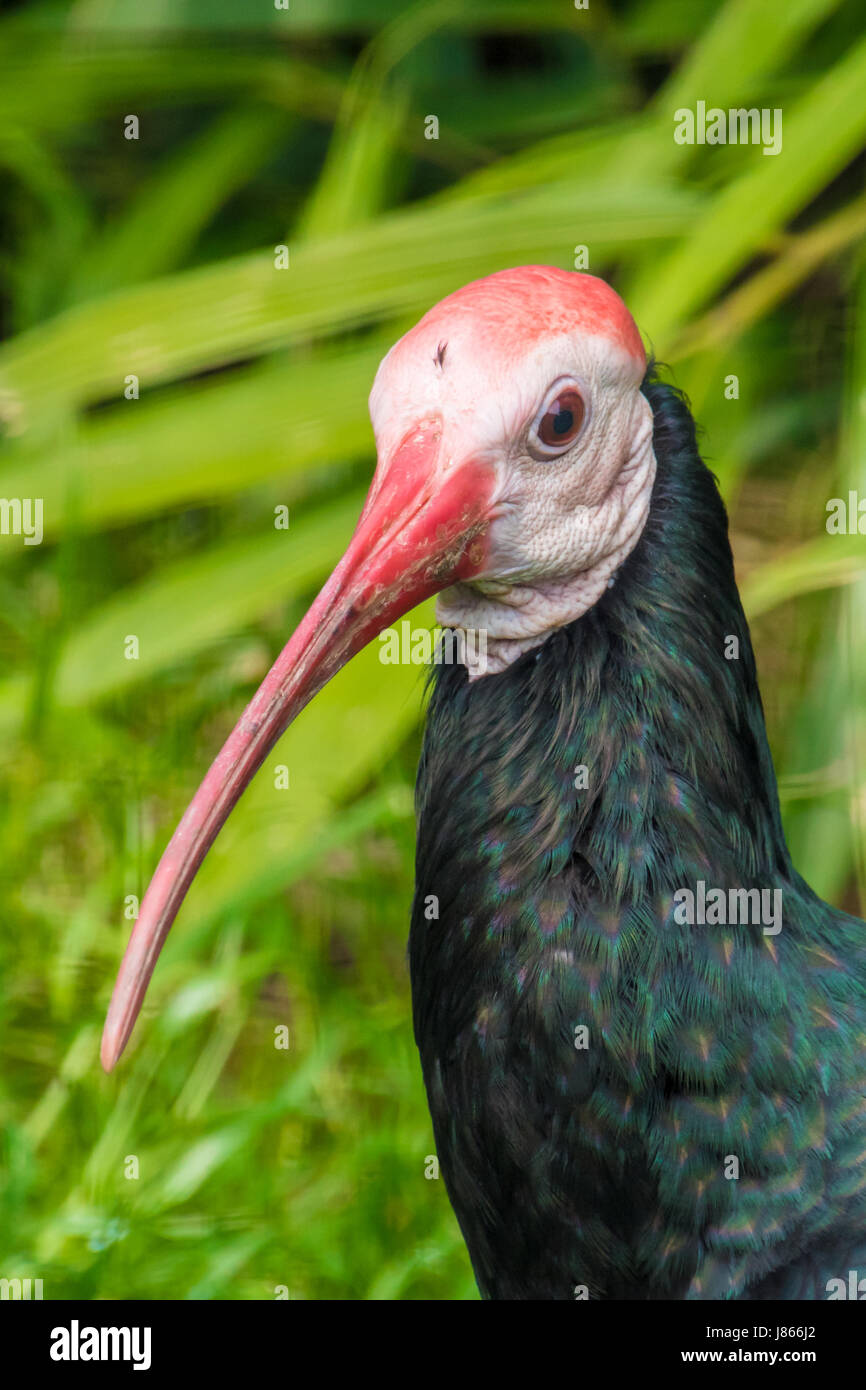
(102, 267), (866, 1300)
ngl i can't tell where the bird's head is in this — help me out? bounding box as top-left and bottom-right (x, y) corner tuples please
(100, 266), (655, 1070)
(369, 266), (655, 672)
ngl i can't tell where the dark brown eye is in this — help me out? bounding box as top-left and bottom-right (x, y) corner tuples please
(529, 383), (587, 458)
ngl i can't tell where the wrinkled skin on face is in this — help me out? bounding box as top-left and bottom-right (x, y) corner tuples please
(369, 267), (656, 674)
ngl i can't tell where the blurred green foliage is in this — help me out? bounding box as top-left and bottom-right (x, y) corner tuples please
(1, 0), (865, 1299)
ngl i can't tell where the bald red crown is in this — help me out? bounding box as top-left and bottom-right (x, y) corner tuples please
(411, 266), (646, 367)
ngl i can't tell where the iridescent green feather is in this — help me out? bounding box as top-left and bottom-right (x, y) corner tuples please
(409, 373), (866, 1300)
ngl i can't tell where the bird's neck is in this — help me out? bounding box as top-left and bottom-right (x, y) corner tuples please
(565, 372), (792, 895)
(421, 373), (791, 907)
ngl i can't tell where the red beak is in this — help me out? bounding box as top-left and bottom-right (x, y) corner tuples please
(101, 420), (494, 1071)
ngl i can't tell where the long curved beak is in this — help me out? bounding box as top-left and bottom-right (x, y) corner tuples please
(101, 422), (494, 1071)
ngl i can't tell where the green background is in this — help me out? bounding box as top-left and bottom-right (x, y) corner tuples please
(1, 0), (865, 1299)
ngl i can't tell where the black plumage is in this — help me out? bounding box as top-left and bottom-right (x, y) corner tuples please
(410, 372), (866, 1300)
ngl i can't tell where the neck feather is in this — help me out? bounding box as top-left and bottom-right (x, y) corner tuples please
(421, 372), (791, 901)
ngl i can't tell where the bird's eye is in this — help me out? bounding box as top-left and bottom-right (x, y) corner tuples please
(528, 382), (587, 459)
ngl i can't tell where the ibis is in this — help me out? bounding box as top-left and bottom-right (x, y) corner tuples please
(102, 267), (866, 1300)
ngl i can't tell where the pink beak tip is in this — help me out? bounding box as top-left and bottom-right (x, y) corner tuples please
(100, 1007), (131, 1073)
(100, 1031), (120, 1074)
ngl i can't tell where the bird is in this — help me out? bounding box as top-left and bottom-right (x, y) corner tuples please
(101, 266), (866, 1301)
